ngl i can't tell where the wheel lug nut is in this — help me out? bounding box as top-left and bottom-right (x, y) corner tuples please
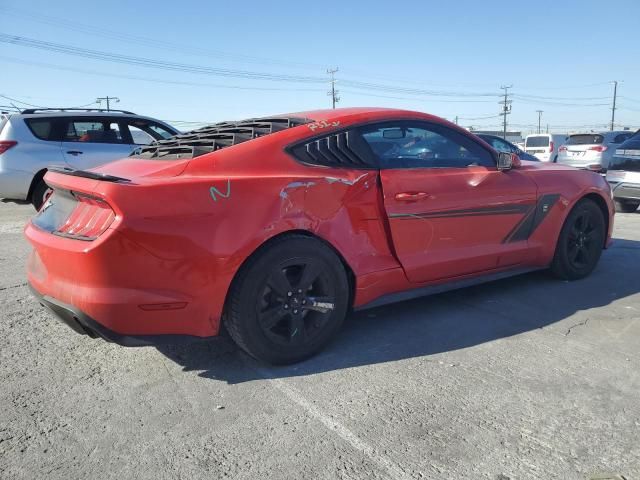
(293, 309), (298, 314)
(297, 289), (302, 293)
(302, 299), (306, 304)
(284, 304), (289, 309)
(287, 291), (292, 297)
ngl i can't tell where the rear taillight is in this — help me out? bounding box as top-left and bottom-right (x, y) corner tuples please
(588, 145), (608, 152)
(549, 141), (555, 153)
(55, 194), (115, 240)
(0, 141), (17, 154)
(559, 146), (567, 152)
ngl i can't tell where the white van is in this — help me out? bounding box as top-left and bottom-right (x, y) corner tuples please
(524, 134), (568, 163)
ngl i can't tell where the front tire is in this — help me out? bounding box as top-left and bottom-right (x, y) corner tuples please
(615, 200), (639, 213)
(551, 198), (605, 280)
(225, 235), (350, 364)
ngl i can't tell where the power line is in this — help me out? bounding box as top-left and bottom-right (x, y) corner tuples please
(0, 93), (46, 108)
(0, 33), (327, 84)
(0, 34), (506, 99)
(339, 89), (497, 103)
(512, 96), (610, 107)
(0, 6), (325, 71)
(513, 93), (610, 101)
(0, 55), (325, 93)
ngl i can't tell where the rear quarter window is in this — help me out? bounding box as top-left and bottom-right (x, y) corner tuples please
(24, 118), (56, 141)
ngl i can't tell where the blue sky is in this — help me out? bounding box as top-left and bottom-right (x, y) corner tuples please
(1, 0), (639, 134)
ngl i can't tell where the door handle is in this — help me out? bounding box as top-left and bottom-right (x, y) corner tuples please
(66, 150), (83, 155)
(395, 192), (429, 202)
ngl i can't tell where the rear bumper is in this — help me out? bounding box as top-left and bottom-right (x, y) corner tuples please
(25, 220), (224, 340)
(29, 282), (217, 346)
(557, 156), (606, 171)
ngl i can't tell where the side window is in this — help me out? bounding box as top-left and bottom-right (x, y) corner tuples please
(126, 119), (175, 145)
(25, 118), (56, 141)
(359, 122), (494, 169)
(64, 120), (125, 144)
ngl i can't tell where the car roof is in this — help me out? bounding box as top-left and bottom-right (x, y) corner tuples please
(284, 107), (445, 125)
(16, 111), (140, 118)
(5, 111), (177, 130)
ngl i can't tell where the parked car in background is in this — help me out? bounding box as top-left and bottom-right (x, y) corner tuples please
(476, 133), (539, 161)
(0, 108), (179, 209)
(606, 129), (640, 212)
(557, 131), (634, 173)
(25, 107), (613, 364)
(524, 133), (567, 163)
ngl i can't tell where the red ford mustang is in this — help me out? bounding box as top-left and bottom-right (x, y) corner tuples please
(25, 108), (614, 364)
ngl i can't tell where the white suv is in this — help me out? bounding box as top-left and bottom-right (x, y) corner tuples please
(0, 109), (179, 209)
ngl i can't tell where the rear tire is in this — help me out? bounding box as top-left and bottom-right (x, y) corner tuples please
(225, 235), (350, 364)
(31, 179), (52, 210)
(615, 200), (639, 213)
(551, 198), (605, 280)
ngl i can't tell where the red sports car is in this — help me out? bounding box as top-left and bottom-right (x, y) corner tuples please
(25, 108), (614, 364)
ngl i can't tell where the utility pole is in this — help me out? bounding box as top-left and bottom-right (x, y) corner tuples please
(499, 85), (513, 139)
(96, 96), (120, 111)
(610, 81), (618, 131)
(327, 68), (340, 109)
(536, 110), (543, 134)
(455, 116), (459, 125)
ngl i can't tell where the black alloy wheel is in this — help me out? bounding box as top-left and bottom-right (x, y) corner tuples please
(225, 235), (350, 364)
(551, 198), (605, 280)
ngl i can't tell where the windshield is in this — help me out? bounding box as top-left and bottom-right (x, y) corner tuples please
(566, 134), (604, 145)
(526, 136), (549, 147)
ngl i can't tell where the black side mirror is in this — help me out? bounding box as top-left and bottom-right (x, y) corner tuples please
(497, 152), (513, 170)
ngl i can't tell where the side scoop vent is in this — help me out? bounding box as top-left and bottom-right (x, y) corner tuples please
(288, 130), (376, 168)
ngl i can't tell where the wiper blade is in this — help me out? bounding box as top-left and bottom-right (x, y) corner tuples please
(48, 166), (130, 183)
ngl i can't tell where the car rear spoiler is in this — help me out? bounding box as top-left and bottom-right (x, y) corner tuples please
(48, 166), (130, 183)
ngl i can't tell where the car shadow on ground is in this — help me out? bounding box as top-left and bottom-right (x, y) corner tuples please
(155, 238), (640, 384)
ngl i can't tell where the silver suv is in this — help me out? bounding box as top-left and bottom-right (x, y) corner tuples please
(0, 109), (179, 209)
(557, 130), (634, 173)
